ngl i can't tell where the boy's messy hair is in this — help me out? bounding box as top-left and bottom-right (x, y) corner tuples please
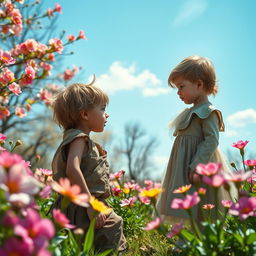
(51, 78), (109, 130)
(168, 55), (218, 95)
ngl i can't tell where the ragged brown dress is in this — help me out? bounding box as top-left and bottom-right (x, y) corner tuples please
(52, 129), (127, 252)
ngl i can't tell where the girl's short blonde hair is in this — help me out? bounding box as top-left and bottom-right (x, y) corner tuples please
(168, 56), (218, 95)
(52, 81), (109, 130)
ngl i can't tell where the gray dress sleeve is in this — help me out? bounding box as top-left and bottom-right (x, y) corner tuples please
(189, 111), (219, 170)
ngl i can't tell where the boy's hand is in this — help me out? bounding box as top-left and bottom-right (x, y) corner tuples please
(87, 207), (106, 229)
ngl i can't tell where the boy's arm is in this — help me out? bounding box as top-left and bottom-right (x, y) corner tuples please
(66, 137), (91, 196)
(66, 137), (106, 228)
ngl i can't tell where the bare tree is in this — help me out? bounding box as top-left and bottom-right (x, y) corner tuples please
(115, 122), (158, 181)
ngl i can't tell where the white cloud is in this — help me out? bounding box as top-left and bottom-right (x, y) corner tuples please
(227, 109), (256, 127)
(224, 129), (239, 138)
(173, 0), (207, 27)
(93, 61), (169, 97)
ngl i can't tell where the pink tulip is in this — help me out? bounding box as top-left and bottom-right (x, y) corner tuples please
(229, 197), (256, 220)
(196, 162), (222, 176)
(171, 192), (200, 210)
(144, 217), (162, 231)
(232, 140), (249, 149)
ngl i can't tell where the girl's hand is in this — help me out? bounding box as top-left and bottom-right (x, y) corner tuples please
(87, 207), (106, 229)
(188, 170), (201, 184)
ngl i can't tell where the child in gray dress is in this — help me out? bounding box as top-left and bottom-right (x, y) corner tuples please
(157, 56), (234, 223)
(51, 81), (127, 253)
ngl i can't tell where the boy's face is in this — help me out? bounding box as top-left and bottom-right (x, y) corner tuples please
(86, 104), (109, 132)
(173, 77), (203, 105)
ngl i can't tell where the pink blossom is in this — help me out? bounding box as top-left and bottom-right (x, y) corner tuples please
(39, 185), (52, 199)
(78, 30), (86, 39)
(221, 200), (232, 208)
(124, 181), (140, 191)
(15, 106), (27, 118)
(0, 67), (15, 83)
(224, 170), (252, 183)
(0, 106), (10, 119)
(14, 208), (55, 253)
(166, 223), (184, 238)
(0, 49), (16, 65)
(229, 197), (256, 220)
(40, 62), (52, 72)
(232, 140), (249, 149)
(19, 66), (36, 86)
(202, 174), (225, 187)
(196, 162), (222, 176)
(144, 217), (162, 231)
(0, 163), (41, 198)
(112, 186), (122, 196)
(120, 196), (137, 208)
(53, 209), (75, 229)
(37, 88), (53, 105)
(2, 210), (19, 226)
(49, 38), (63, 53)
(0, 151), (23, 168)
(0, 133), (6, 144)
(138, 195), (151, 205)
(110, 170), (125, 180)
(67, 34), (76, 42)
(54, 3), (62, 13)
(244, 160), (256, 167)
(0, 237), (32, 256)
(203, 204), (215, 210)
(198, 187), (206, 195)
(47, 8), (53, 17)
(8, 82), (22, 95)
(47, 53), (55, 61)
(171, 192), (200, 210)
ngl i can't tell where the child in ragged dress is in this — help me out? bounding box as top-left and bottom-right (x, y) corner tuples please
(157, 56), (235, 223)
(51, 82), (127, 253)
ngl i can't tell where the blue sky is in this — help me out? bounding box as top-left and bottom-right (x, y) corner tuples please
(48, 0), (256, 178)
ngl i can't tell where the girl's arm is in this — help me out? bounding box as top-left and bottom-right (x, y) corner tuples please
(189, 111), (220, 171)
(66, 137), (106, 228)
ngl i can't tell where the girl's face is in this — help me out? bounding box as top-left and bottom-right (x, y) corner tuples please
(173, 77), (206, 105)
(86, 104), (109, 132)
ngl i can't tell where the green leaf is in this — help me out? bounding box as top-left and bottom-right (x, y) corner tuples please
(96, 248), (113, 256)
(234, 233), (244, 246)
(246, 233), (256, 245)
(83, 218), (95, 253)
(181, 229), (196, 242)
(67, 229), (80, 253)
(50, 235), (68, 247)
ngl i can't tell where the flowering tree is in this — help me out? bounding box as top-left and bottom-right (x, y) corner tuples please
(0, 0), (85, 134)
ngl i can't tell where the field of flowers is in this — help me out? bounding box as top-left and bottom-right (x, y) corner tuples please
(0, 137), (256, 255)
(1, 1), (256, 255)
